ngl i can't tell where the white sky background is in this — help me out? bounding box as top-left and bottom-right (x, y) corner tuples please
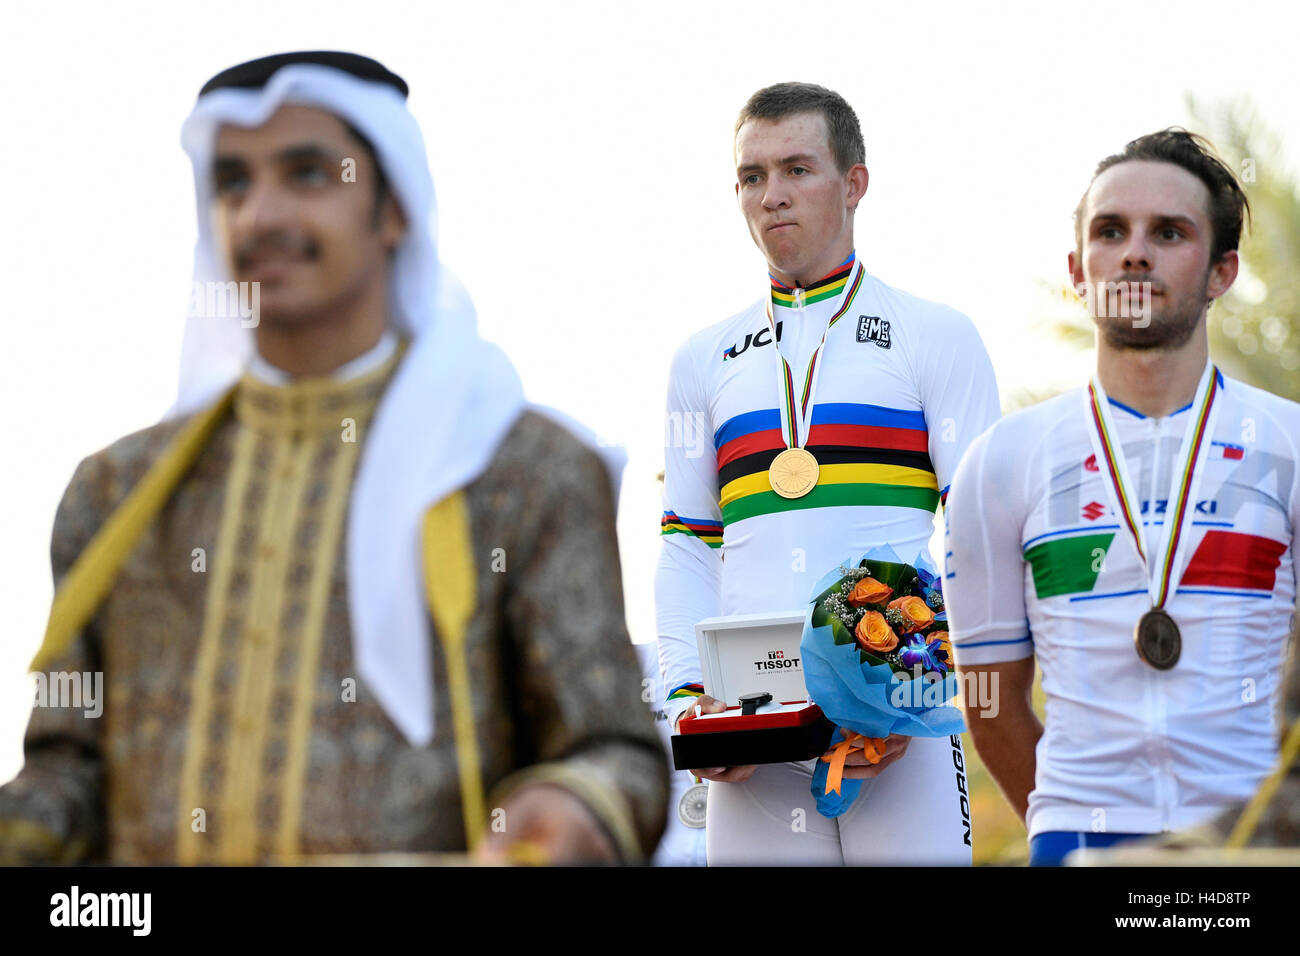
(1, 0), (1298, 779)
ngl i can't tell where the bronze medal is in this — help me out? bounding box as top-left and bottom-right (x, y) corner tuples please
(769, 447), (819, 499)
(1135, 608), (1181, 670)
(1088, 366), (1220, 676)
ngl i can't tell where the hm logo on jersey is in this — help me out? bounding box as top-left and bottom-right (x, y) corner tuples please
(857, 315), (891, 348)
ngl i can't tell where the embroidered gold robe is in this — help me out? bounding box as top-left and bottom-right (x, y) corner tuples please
(0, 354), (667, 863)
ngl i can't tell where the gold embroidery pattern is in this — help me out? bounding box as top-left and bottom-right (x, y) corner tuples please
(177, 355), (396, 864)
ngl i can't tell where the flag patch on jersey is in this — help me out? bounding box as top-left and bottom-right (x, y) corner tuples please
(1179, 530), (1286, 592)
(1024, 532), (1117, 599)
(713, 402), (938, 525)
(661, 511), (723, 548)
(1211, 441), (1245, 460)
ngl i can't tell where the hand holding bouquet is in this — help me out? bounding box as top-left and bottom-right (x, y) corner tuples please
(800, 545), (965, 816)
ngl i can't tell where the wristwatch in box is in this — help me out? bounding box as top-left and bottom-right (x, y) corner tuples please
(671, 693), (834, 771)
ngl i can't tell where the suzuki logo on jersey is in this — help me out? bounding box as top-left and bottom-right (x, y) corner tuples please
(722, 322), (783, 361)
(1140, 498), (1219, 515)
(1079, 498), (1220, 520)
(754, 649), (801, 671)
(1051, 444), (1286, 530)
(856, 315), (891, 348)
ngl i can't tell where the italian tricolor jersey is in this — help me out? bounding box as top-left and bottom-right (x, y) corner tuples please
(944, 374), (1300, 838)
(656, 256), (1000, 721)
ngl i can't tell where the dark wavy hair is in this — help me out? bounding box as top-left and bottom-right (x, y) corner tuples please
(1074, 128), (1252, 263)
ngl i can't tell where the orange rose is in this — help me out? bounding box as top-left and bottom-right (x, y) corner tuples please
(848, 576), (893, 607)
(931, 631), (954, 667)
(888, 596), (935, 631)
(855, 611), (899, 653)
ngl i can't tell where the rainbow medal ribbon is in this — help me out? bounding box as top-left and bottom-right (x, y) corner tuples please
(1083, 363), (1222, 670)
(765, 262), (866, 499)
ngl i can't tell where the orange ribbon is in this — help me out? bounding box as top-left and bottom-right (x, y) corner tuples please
(821, 732), (886, 795)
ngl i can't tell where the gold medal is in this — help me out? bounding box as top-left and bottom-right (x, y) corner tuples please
(760, 263), (863, 503)
(1135, 608), (1182, 670)
(769, 447), (819, 498)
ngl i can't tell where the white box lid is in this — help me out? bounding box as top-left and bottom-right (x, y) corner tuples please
(694, 611), (809, 707)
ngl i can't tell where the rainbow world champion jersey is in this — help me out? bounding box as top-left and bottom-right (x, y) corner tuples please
(656, 254), (1001, 723)
(944, 378), (1300, 838)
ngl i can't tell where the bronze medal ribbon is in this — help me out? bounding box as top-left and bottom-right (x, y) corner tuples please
(1083, 364), (1221, 616)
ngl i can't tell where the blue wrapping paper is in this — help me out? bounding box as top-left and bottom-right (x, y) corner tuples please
(800, 545), (966, 817)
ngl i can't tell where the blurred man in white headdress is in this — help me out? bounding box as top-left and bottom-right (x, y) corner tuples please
(0, 51), (666, 865)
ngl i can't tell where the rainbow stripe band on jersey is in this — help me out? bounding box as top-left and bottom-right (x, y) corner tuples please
(661, 511), (723, 548)
(667, 683), (705, 700)
(715, 402), (939, 524)
(769, 255), (856, 309)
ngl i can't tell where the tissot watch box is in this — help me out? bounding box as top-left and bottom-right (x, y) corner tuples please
(670, 612), (834, 771)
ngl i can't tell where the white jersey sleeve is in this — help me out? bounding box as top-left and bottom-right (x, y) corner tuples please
(911, 307), (1002, 503)
(1293, 431), (1300, 606)
(1260, 392), (1300, 606)
(943, 420), (1035, 665)
(656, 338), (723, 726)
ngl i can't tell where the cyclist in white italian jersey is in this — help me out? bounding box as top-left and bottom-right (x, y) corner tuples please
(946, 129), (1299, 866)
(656, 82), (999, 865)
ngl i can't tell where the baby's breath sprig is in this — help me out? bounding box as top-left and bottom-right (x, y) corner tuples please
(824, 592), (858, 631)
(836, 564), (872, 582)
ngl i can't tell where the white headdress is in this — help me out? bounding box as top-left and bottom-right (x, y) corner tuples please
(174, 57), (533, 746)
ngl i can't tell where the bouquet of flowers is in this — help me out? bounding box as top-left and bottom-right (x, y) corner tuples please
(800, 545), (965, 817)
